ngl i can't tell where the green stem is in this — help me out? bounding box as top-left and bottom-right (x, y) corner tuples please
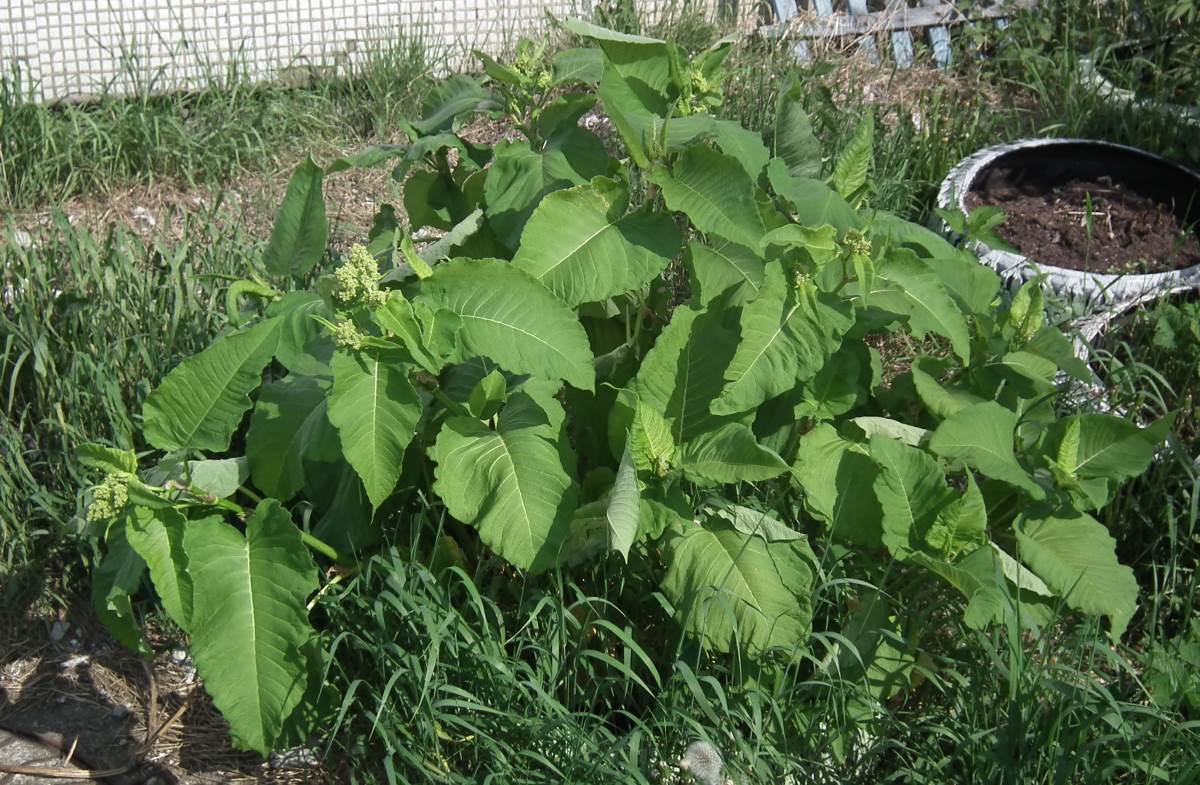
(301, 530), (343, 563)
(430, 385), (471, 419)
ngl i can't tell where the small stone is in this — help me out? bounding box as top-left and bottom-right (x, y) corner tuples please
(131, 206), (157, 229)
(111, 705), (131, 719)
(65, 638), (81, 651)
(55, 695), (67, 705)
(60, 654), (89, 670)
(170, 648), (190, 664)
(269, 746), (320, 770)
(50, 621), (70, 641)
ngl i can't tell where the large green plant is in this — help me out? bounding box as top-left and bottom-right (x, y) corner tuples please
(78, 21), (1165, 754)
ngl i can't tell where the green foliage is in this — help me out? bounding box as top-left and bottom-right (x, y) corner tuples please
(75, 23), (1165, 755)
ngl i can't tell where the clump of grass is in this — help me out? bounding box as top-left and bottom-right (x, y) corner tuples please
(0, 212), (255, 601)
(0, 30), (437, 211)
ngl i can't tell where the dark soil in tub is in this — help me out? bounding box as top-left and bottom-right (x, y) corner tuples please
(967, 171), (1200, 274)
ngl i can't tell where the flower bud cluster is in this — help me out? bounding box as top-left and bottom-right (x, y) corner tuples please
(331, 319), (366, 350)
(86, 473), (129, 523)
(334, 244), (386, 309)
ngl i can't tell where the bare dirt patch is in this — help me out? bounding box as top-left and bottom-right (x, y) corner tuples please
(0, 609), (330, 785)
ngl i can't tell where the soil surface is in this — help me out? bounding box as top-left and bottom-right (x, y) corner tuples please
(968, 173), (1200, 274)
(0, 608), (330, 785)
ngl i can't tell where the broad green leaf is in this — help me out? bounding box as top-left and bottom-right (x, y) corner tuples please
(607, 439), (641, 560)
(327, 349), (423, 508)
(125, 506), (197, 632)
(869, 212), (958, 259)
(417, 259), (595, 391)
(710, 119), (770, 180)
(876, 253), (971, 363)
(270, 291), (333, 377)
(832, 114), (874, 201)
(661, 519), (815, 654)
(850, 416), (929, 446)
(795, 346), (864, 421)
(713, 267), (853, 415)
(432, 393), (578, 573)
(564, 19), (671, 91)
(417, 208), (487, 265)
(929, 401), (1045, 499)
(1016, 511), (1138, 641)
(92, 521), (148, 654)
(634, 305), (743, 443)
(709, 502), (802, 542)
(651, 146), (765, 252)
(467, 369), (507, 420)
(325, 144), (408, 174)
(628, 396), (679, 476)
(263, 156), (328, 279)
(681, 423), (788, 485)
(143, 318), (281, 452)
(513, 178), (680, 306)
(926, 474), (988, 557)
(537, 93), (599, 138)
(184, 501), (318, 754)
(922, 251), (1001, 317)
(484, 129), (611, 249)
(1047, 413), (1163, 481)
(78, 443), (137, 475)
(767, 159), (861, 236)
(560, 500), (610, 567)
(1006, 280), (1045, 344)
(686, 237), (766, 306)
(311, 462), (377, 557)
(870, 435), (955, 559)
(911, 355), (983, 418)
(774, 82), (823, 179)
(411, 75), (499, 135)
(553, 47), (604, 85)
(372, 293), (444, 374)
(792, 423), (884, 549)
(473, 49), (523, 84)
(596, 59), (667, 169)
(150, 457), (248, 499)
(247, 375), (338, 501)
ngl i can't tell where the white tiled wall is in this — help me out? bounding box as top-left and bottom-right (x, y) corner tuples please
(0, 1), (715, 103)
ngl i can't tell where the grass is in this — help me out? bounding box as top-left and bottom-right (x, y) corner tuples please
(0, 31), (435, 211)
(3, 0), (1200, 782)
(0, 211), (258, 602)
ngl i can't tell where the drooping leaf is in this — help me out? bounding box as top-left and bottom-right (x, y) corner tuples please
(661, 519), (815, 654)
(143, 318), (281, 452)
(681, 423), (789, 485)
(709, 501), (803, 542)
(92, 521), (148, 654)
(513, 178), (680, 306)
(792, 424), (884, 549)
(607, 439), (641, 560)
(270, 291), (333, 377)
(929, 401), (1045, 499)
(795, 345), (865, 421)
(651, 146), (765, 251)
(1046, 413), (1165, 481)
(1016, 511), (1138, 641)
(416, 258), (595, 391)
(851, 416), (930, 446)
(263, 156), (328, 279)
(184, 501), (318, 754)
(553, 47), (604, 85)
(247, 374), (338, 501)
(626, 394), (679, 476)
(710, 119), (771, 180)
(125, 506), (197, 633)
(484, 129), (611, 249)
(713, 266), (853, 415)
(767, 159), (861, 236)
(467, 369), (507, 420)
(922, 251), (1002, 317)
(926, 474), (988, 558)
(832, 114), (874, 201)
(411, 75), (499, 135)
(870, 435), (955, 559)
(77, 443), (138, 475)
(634, 305), (743, 443)
(432, 392), (578, 573)
(773, 81), (823, 179)
(327, 349), (423, 508)
(911, 355), (983, 419)
(150, 457), (248, 499)
(876, 253), (971, 364)
(564, 19), (671, 91)
(686, 237), (766, 307)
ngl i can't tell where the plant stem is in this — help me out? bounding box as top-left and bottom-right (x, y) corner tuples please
(301, 530), (343, 563)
